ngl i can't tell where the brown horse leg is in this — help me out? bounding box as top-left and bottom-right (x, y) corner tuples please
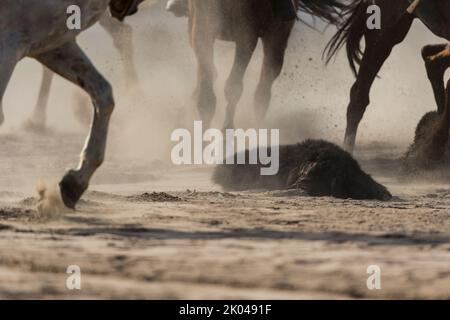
(254, 21), (294, 125)
(344, 16), (413, 152)
(345, 44), (394, 152)
(422, 43), (450, 114)
(426, 49), (450, 160)
(222, 37), (258, 129)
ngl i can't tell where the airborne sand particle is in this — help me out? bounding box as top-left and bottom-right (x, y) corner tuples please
(36, 180), (68, 219)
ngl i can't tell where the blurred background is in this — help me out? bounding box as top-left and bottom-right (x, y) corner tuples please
(2, 1), (445, 161)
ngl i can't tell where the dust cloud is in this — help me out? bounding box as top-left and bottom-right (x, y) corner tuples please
(1, 1), (450, 300)
(2, 2), (444, 169)
(36, 180), (66, 219)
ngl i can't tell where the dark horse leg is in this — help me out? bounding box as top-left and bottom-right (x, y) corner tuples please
(272, 0), (297, 21)
(0, 37), (20, 127)
(343, 8), (414, 152)
(254, 20), (294, 125)
(424, 46), (450, 159)
(223, 35), (258, 129)
(422, 43), (450, 114)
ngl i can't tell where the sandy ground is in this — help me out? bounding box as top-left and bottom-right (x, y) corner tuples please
(1, 1), (450, 300)
(0, 132), (449, 299)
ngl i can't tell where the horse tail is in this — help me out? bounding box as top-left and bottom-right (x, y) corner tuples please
(296, 0), (350, 26)
(323, 0), (367, 77)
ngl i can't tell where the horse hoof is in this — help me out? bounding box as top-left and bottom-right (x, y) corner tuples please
(59, 171), (87, 209)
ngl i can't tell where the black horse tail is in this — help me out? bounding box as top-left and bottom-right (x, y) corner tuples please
(323, 0), (368, 77)
(296, 0), (351, 26)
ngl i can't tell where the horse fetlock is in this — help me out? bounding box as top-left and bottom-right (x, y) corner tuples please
(92, 80), (114, 111)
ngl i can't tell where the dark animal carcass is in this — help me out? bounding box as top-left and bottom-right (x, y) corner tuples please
(213, 139), (391, 200)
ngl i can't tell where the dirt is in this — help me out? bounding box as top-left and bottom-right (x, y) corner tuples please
(127, 192), (182, 202)
(1, 1), (449, 300)
(0, 132), (449, 299)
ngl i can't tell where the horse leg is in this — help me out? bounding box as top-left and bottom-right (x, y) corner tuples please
(222, 37), (258, 129)
(26, 67), (54, 129)
(192, 28), (216, 128)
(345, 16), (413, 152)
(34, 41), (114, 208)
(254, 21), (294, 125)
(422, 43), (450, 114)
(425, 49), (450, 160)
(0, 43), (19, 127)
(99, 13), (138, 85)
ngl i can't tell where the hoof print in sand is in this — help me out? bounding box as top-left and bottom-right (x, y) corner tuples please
(214, 139), (391, 200)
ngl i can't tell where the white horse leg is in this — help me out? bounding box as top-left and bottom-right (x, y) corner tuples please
(26, 67), (54, 129)
(34, 41), (114, 208)
(99, 13), (138, 85)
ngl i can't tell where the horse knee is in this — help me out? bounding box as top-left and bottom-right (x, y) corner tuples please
(349, 84), (369, 108)
(91, 79), (115, 115)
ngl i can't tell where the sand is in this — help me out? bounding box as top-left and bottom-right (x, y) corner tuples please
(1, 1), (449, 300)
(0, 132), (449, 299)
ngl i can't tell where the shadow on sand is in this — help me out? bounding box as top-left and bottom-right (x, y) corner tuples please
(31, 224), (450, 246)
